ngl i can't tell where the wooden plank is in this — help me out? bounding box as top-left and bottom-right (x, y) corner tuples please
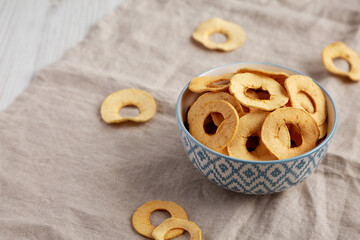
(0, 0), (49, 110)
(0, 0), (126, 111)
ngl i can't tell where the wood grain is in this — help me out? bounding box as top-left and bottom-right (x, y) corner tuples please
(0, 0), (126, 111)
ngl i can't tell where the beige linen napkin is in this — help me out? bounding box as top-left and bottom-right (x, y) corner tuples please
(0, 0), (359, 239)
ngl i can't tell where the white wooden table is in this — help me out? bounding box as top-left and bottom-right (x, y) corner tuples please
(0, 0), (126, 111)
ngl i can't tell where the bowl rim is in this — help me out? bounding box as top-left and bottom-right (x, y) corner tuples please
(176, 61), (338, 164)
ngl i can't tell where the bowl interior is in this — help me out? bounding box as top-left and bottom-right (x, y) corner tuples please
(177, 62), (337, 161)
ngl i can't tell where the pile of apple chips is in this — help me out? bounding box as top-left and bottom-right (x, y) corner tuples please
(186, 68), (327, 161)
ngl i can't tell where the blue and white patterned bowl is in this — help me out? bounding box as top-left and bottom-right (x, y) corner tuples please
(176, 62), (338, 194)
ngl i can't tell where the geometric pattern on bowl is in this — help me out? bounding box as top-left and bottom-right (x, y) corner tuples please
(180, 129), (330, 195)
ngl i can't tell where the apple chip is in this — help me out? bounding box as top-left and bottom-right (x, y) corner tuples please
(295, 91), (315, 113)
(286, 123), (302, 147)
(237, 67), (289, 88)
(187, 92), (243, 127)
(319, 121), (328, 139)
(228, 112), (281, 161)
(152, 218), (202, 240)
(132, 200), (188, 239)
(229, 73), (289, 111)
(322, 41), (360, 81)
(100, 88), (156, 124)
(285, 75), (327, 125)
(188, 100), (239, 150)
(192, 17), (246, 51)
(216, 147), (229, 156)
(261, 108), (320, 159)
(245, 89), (260, 99)
(188, 72), (235, 93)
(210, 113), (224, 127)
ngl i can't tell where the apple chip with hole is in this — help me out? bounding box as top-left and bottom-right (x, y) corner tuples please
(322, 41), (360, 81)
(188, 72), (235, 93)
(188, 100), (239, 151)
(227, 111), (281, 161)
(101, 88), (156, 124)
(152, 218), (202, 240)
(285, 75), (327, 125)
(237, 67), (289, 88)
(132, 200), (188, 239)
(261, 107), (320, 159)
(192, 17), (246, 52)
(229, 73), (289, 111)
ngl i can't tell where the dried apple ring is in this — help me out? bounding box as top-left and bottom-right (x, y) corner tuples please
(243, 90), (261, 113)
(285, 75), (327, 125)
(245, 89), (260, 99)
(211, 95), (246, 125)
(216, 147), (229, 156)
(244, 89), (271, 100)
(187, 92), (243, 126)
(101, 89), (156, 124)
(319, 121), (328, 139)
(322, 41), (360, 81)
(295, 91), (315, 113)
(229, 73), (289, 111)
(228, 111), (282, 161)
(192, 17), (246, 51)
(261, 108), (320, 159)
(286, 124), (303, 147)
(210, 113), (224, 127)
(189, 72), (235, 93)
(132, 200), (188, 239)
(237, 67), (289, 88)
(279, 125), (292, 149)
(212, 110), (247, 127)
(188, 100), (239, 150)
(152, 218), (202, 240)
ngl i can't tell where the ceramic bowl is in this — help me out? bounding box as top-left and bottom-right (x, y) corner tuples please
(176, 62), (337, 194)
